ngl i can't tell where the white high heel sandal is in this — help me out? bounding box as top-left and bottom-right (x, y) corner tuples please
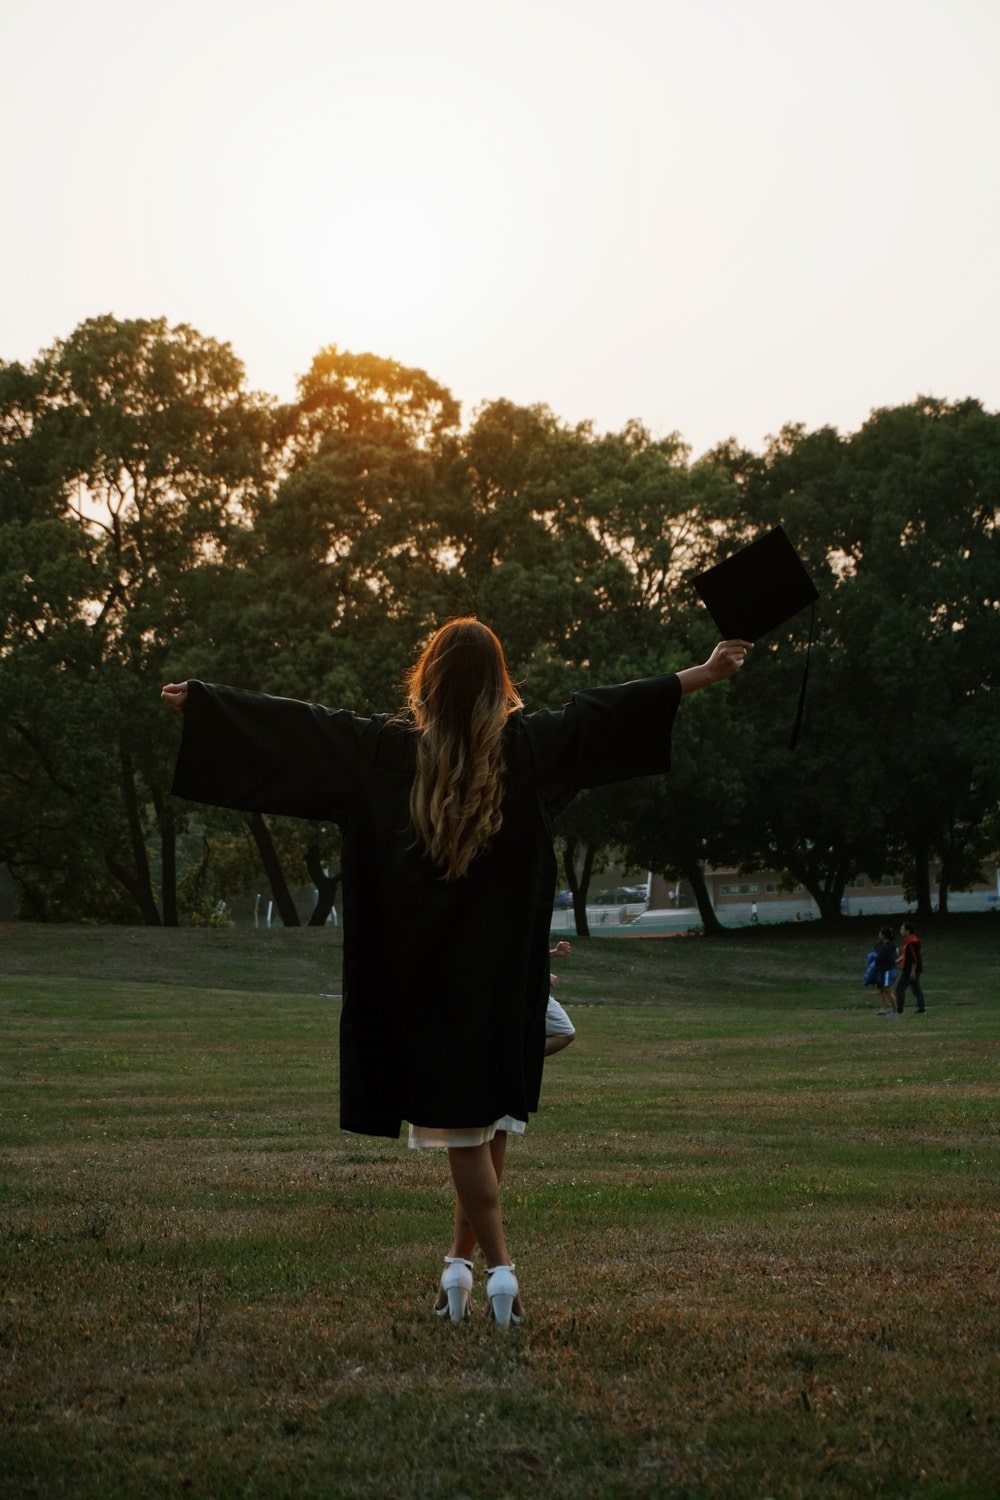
(486, 1264), (522, 1327)
(435, 1257), (474, 1323)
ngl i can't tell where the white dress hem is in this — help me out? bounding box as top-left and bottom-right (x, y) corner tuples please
(407, 1115), (527, 1149)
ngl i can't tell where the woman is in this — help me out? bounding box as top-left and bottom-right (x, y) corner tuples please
(163, 619), (750, 1324)
(872, 926), (899, 1015)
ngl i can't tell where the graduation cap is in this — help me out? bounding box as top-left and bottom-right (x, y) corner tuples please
(692, 525), (818, 747)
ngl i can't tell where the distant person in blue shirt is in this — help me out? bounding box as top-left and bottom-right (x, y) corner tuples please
(873, 927), (899, 1015)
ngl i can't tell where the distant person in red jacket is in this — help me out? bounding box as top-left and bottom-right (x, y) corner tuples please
(895, 923), (926, 1013)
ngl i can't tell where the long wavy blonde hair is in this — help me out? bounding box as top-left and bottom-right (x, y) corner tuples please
(405, 618), (523, 880)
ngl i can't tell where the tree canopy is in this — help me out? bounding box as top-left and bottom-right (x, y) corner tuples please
(2, 316), (997, 926)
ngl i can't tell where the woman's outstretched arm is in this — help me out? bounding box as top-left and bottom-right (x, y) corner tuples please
(676, 640), (752, 695)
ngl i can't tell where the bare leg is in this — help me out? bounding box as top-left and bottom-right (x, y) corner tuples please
(434, 1133), (523, 1317)
(445, 1131), (507, 1263)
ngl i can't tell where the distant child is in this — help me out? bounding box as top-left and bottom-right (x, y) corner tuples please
(895, 923), (926, 1013)
(872, 926), (899, 1016)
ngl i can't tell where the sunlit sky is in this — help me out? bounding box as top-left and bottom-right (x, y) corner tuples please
(5, 0), (999, 457)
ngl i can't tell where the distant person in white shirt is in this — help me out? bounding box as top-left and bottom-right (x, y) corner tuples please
(546, 940), (576, 1055)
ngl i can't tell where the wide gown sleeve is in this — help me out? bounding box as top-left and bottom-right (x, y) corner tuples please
(170, 681), (380, 823)
(521, 673), (682, 815)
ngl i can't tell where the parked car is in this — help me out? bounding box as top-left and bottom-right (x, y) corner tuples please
(595, 886), (647, 905)
(553, 890), (574, 909)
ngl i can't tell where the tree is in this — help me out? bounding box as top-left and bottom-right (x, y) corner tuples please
(840, 398), (1000, 919)
(707, 400), (1000, 921)
(161, 347), (465, 921)
(442, 408), (757, 934)
(0, 317), (273, 922)
(291, 345), (461, 457)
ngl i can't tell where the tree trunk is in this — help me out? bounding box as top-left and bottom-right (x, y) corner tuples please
(11, 870), (48, 922)
(913, 821), (934, 922)
(106, 853), (162, 925)
(815, 883), (845, 922)
(684, 860), (724, 936)
(781, 850), (845, 923)
(153, 791), (178, 927)
(246, 812), (300, 925)
(563, 837), (595, 938)
(161, 822), (178, 927)
(116, 743), (161, 924)
(937, 873), (949, 915)
(305, 840), (340, 927)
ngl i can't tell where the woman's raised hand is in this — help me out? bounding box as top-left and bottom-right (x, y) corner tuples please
(704, 639), (753, 681)
(161, 683), (189, 713)
(676, 640), (754, 696)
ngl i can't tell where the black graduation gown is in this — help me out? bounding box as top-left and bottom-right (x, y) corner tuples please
(170, 674), (681, 1137)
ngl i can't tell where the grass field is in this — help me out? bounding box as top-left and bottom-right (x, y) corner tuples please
(1, 917), (998, 1498)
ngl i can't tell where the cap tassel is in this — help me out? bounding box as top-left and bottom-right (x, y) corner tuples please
(789, 602), (815, 750)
